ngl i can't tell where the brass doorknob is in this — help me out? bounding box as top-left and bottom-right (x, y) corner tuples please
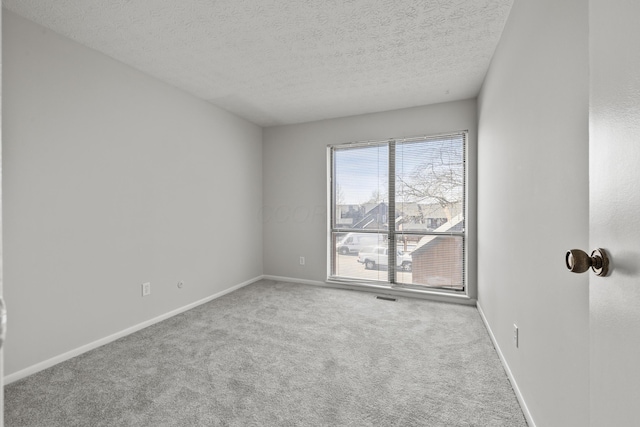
(565, 248), (610, 277)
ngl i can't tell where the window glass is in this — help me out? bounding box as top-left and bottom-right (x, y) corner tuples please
(329, 133), (466, 292)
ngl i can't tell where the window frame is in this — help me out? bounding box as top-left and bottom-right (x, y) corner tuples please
(327, 131), (469, 298)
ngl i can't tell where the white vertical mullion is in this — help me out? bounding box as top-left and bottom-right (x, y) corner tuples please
(388, 141), (396, 284)
(326, 146), (334, 279)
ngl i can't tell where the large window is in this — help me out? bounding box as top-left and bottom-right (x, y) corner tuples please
(328, 132), (466, 292)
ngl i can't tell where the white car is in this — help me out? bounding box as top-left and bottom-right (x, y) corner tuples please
(357, 246), (412, 271)
(336, 233), (383, 255)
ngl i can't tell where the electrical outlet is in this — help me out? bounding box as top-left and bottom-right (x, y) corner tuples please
(142, 282), (151, 297)
(299, 256), (305, 266)
(513, 324), (519, 348)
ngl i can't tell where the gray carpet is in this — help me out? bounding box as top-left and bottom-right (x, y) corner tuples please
(5, 280), (527, 426)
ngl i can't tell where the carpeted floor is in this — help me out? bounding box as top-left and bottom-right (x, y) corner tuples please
(5, 280), (527, 426)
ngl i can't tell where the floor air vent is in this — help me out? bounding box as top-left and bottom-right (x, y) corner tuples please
(376, 296), (397, 302)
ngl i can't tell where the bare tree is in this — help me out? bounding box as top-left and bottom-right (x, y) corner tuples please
(366, 189), (387, 204)
(397, 149), (463, 210)
(336, 183), (345, 206)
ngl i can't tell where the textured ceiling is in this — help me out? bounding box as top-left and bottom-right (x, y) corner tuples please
(3, 0), (513, 127)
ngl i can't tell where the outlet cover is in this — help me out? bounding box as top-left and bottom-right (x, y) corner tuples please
(142, 282), (151, 297)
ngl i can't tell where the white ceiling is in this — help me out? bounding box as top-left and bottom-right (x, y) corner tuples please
(3, 0), (513, 127)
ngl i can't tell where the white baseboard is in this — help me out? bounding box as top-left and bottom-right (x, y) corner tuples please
(476, 301), (536, 427)
(5, 275), (263, 385)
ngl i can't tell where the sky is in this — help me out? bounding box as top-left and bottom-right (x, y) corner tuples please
(334, 138), (463, 205)
(334, 145), (388, 204)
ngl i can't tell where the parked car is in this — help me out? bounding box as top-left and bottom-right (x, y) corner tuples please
(357, 246), (412, 271)
(336, 233), (383, 255)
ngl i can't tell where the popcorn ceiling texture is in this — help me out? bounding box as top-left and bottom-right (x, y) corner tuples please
(3, 0), (513, 126)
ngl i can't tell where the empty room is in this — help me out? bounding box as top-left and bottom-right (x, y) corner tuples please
(2, 0), (639, 426)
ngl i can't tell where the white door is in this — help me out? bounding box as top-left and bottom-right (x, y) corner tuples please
(589, 1), (640, 426)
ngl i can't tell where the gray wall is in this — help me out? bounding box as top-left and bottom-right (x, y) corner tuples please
(477, 0), (589, 425)
(3, 11), (263, 376)
(263, 99), (477, 297)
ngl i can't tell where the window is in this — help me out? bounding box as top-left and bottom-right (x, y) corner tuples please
(328, 132), (466, 293)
